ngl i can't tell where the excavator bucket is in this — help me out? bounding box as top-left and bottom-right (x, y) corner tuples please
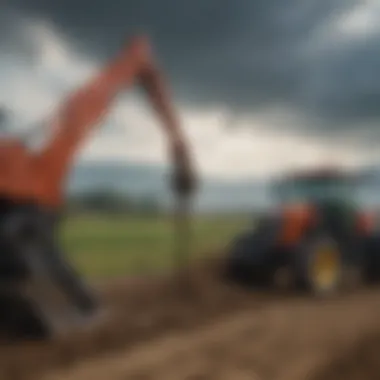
(0, 206), (100, 341)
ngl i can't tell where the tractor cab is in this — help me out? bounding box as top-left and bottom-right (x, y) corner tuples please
(273, 168), (354, 204)
(272, 168), (372, 240)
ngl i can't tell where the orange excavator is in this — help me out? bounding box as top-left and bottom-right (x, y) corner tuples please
(0, 35), (195, 340)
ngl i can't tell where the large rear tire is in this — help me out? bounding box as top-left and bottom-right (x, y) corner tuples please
(363, 233), (380, 284)
(224, 231), (278, 287)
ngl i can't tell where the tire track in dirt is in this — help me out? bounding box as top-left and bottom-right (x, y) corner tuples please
(2, 257), (380, 380)
(0, 258), (275, 380)
(312, 330), (380, 380)
(42, 289), (380, 380)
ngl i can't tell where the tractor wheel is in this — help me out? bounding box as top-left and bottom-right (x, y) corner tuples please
(224, 232), (274, 287)
(293, 234), (343, 296)
(363, 233), (380, 284)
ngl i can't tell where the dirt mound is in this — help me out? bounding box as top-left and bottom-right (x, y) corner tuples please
(312, 332), (380, 380)
(0, 256), (273, 380)
(2, 256), (380, 380)
(42, 287), (380, 380)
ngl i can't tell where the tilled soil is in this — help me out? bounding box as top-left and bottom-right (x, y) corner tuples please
(1, 258), (380, 380)
(312, 331), (380, 380)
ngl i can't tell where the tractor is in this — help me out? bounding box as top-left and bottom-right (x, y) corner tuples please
(0, 35), (195, 341)
(225, 167), (380, 296)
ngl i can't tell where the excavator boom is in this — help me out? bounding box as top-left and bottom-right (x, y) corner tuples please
(0, 35), (193, 341)
(0, 35), (185, 209)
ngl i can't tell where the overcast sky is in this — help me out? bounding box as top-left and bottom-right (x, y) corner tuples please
(0, 0), (380, 179)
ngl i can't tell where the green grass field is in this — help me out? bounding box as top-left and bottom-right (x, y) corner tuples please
(59, 213), (251, 278)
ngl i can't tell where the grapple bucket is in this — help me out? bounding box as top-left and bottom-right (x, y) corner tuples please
(0, 204), (101, 341)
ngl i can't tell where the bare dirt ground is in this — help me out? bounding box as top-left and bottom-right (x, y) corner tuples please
(1, 258), (380, 380)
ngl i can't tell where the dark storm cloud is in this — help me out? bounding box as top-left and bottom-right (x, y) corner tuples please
(1, 0), (380, 136)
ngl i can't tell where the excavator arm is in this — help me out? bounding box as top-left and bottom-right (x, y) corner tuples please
(0, 35), (195, 341)
(32, 35), (191, 208)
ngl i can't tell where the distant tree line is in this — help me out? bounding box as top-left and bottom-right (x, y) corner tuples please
(67, 188), (161, 215)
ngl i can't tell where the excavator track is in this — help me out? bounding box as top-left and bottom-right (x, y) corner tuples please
(0, 200), (101, 341)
